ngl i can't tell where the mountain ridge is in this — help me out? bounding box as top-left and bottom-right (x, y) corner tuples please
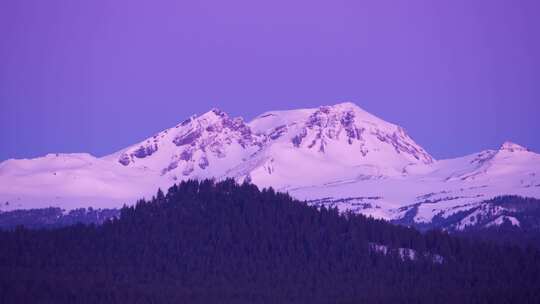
(1, 102), (539, 231)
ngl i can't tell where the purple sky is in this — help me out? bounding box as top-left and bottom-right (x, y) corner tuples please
(1, 0), (539, 161)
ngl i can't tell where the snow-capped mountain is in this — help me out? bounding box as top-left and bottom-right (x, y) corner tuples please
(303, 140), (540, 229)
(1, 102), (539, 230)
(103, 102), (433, 188)
(0, 153), (159, 209)
(103, 108), (265, 180)
(234, 102), (433, 191)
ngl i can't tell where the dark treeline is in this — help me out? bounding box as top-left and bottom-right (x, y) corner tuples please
(0, 207), (119, 229)
(0, 179), (539, 303)
(456, 226), (540, 250)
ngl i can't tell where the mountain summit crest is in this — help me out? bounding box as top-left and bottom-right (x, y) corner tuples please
(500, 141), (529, 153)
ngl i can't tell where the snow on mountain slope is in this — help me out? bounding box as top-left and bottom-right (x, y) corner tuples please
(295, 141), (540, 225)
(1, 102), (539, 230)
(102, 108), (265, 181)
(229, 102), (434, 190)
(0, 153), (160, 210)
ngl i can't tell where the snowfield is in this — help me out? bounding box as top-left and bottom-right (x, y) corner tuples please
(1, 102), (539, 229)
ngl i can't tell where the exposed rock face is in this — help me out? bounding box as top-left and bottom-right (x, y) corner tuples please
(287, 105), (433, 164)
(111, 108), (266, 179)
(118, 142), (159, 166)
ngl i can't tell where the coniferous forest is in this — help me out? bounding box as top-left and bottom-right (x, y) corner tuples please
(1, 179), (539, 303)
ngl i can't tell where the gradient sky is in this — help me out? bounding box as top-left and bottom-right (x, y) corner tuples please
(1, 0), (539, 161)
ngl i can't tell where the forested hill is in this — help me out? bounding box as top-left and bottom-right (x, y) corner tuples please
(1, 179), (539, 303)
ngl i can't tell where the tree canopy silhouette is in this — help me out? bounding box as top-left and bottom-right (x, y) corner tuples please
(0, 179), (539, 303)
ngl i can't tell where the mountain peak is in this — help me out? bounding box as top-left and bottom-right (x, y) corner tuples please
(176, 108), (241, 131)
(247, 101), (435, 166)
(322, 102), (393, 127)
(331, 101), (360, 108)
(209, 107), (227, 117)
(196, 107), (229, 121)
(322, 101), (372, 115)
(499, 141), (529, 153)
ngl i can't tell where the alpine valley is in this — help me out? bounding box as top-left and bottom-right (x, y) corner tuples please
(2, 102), (540, 232)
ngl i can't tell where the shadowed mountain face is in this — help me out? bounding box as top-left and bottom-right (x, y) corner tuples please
(1, 102), (539, 231)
